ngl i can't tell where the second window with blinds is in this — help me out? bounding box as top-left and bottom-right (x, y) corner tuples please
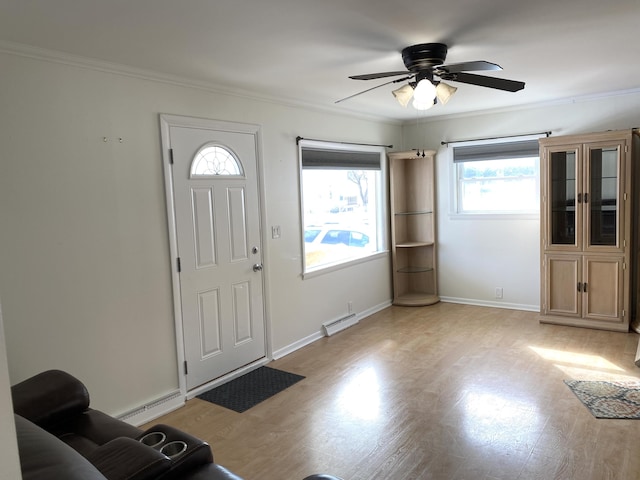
(452, 137), (541, 215)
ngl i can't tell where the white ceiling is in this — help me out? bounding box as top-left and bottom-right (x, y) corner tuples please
(0, 0), (638, 121)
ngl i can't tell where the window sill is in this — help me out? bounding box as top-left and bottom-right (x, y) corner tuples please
(303, 250), (389, 280)
(448, 212), (540, 221)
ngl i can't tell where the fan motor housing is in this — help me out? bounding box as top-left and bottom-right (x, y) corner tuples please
(402, 43), (448, 72)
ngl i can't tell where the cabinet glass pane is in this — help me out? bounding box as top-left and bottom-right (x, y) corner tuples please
(589, 147), (618, 246)
(550, 151), (576, 245)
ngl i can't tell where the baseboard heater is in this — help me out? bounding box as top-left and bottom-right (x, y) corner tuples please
(322, 313), (358, 337)
(117, 390), (182, 422)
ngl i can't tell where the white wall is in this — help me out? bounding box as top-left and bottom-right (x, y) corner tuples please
(403, 92), (640, 309)
(0, 49), (399, 416)
(3, 44), (638, 419)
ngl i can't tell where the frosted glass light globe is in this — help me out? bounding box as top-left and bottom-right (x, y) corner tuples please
(412, 79), (436, 110)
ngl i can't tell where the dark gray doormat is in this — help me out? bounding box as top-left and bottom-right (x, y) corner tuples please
(196, 366), (305, 412)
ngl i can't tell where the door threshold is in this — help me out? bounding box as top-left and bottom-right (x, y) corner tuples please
(186, 357), (270, 400)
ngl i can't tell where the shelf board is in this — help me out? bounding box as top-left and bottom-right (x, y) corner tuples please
(396, 241), (434, 248)
(393, 293), (440, 307)
(397, 266), (434, 273)
(394, 210), (432, 216)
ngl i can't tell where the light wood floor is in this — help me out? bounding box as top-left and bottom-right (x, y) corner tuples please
(145, 303), (640, 480)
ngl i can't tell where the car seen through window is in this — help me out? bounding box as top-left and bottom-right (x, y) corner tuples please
(305, 227), (370, 247)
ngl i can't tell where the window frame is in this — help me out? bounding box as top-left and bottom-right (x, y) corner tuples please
(190, 143), (245, 178)
(298, 140), (388, 278)
(449, 135), (543, 219)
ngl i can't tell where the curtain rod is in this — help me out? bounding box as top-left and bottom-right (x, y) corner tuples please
(441, 131), (552, 147)
(296, 136), (393, 149)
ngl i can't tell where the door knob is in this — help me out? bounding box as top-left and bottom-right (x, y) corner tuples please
(253, 263), (263, 272)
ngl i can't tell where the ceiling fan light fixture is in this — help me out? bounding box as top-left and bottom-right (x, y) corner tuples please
(342, 42), (525, 112)
(435, 82), (457, 105)
(412, 78), (437, 110)
(412, 78), (436, 102)
(391, 84), (415, 107)
(412, 98), (436, 110)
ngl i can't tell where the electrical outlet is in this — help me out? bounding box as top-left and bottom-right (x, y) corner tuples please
(348, 301), (353, 314)
(271, 225), (281, 239)
(495, 287), (503, 299)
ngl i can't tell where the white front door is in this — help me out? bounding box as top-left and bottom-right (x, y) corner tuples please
(161, 115), (266, 390)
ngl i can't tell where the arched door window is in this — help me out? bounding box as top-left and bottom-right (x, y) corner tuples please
(190, 144), (244, 178)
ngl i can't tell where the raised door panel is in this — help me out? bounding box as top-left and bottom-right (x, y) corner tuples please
(544, 254), (581, 317)
(583, 256), (624, 323)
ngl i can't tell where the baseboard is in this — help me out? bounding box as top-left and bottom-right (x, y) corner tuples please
(116, 390), (184, 427)
(360, 300), (393, 319)
(272, 299), (392, 360)
(440, 296), (540, 312)
(272, 331), (324, 360)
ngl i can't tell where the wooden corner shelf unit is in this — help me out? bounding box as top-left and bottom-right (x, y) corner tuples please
(389, 150), (439, 306)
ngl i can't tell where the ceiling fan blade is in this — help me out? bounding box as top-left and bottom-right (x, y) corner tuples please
(440, 72), (525, 92)
(336, 76), (414, 103)
(435, 61), (502, 74)
(349, 71), (411, 80)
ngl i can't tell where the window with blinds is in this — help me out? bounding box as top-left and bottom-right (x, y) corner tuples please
(299, 141), (387, 275)
(452, 138), (541, 215)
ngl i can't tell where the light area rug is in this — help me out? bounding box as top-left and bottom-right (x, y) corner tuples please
(564, 379), (640, 419)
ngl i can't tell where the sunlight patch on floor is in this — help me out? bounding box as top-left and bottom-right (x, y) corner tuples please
(337, 367), (380, 421)
(529, 346), (638, 381)
(461, 389), (542, 451)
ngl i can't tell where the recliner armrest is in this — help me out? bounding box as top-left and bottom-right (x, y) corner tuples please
(137, 424), (213, 479)
(11, 369), (90, 427)
(87, 437), (173, 480)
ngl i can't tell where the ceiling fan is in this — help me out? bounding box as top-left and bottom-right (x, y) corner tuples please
(337, 43), (525, 110)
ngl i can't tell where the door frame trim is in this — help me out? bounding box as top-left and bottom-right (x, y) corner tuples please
(159, 114), (272, 397)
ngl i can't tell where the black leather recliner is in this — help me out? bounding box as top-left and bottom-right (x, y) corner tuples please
(12, 369), (342, 480)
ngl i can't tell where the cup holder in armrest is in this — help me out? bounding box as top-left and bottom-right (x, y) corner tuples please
(160, 440), (188, 459)
(137, 424), (213, 476)
(139, 431), (166, 449)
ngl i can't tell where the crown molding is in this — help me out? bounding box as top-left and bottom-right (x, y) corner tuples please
(407, 86), (640, 125)
(0, 40), (401, 126)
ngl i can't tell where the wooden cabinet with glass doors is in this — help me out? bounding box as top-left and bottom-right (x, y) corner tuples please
(389, 150), (439, 306)
(540, 129), (638, 331)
